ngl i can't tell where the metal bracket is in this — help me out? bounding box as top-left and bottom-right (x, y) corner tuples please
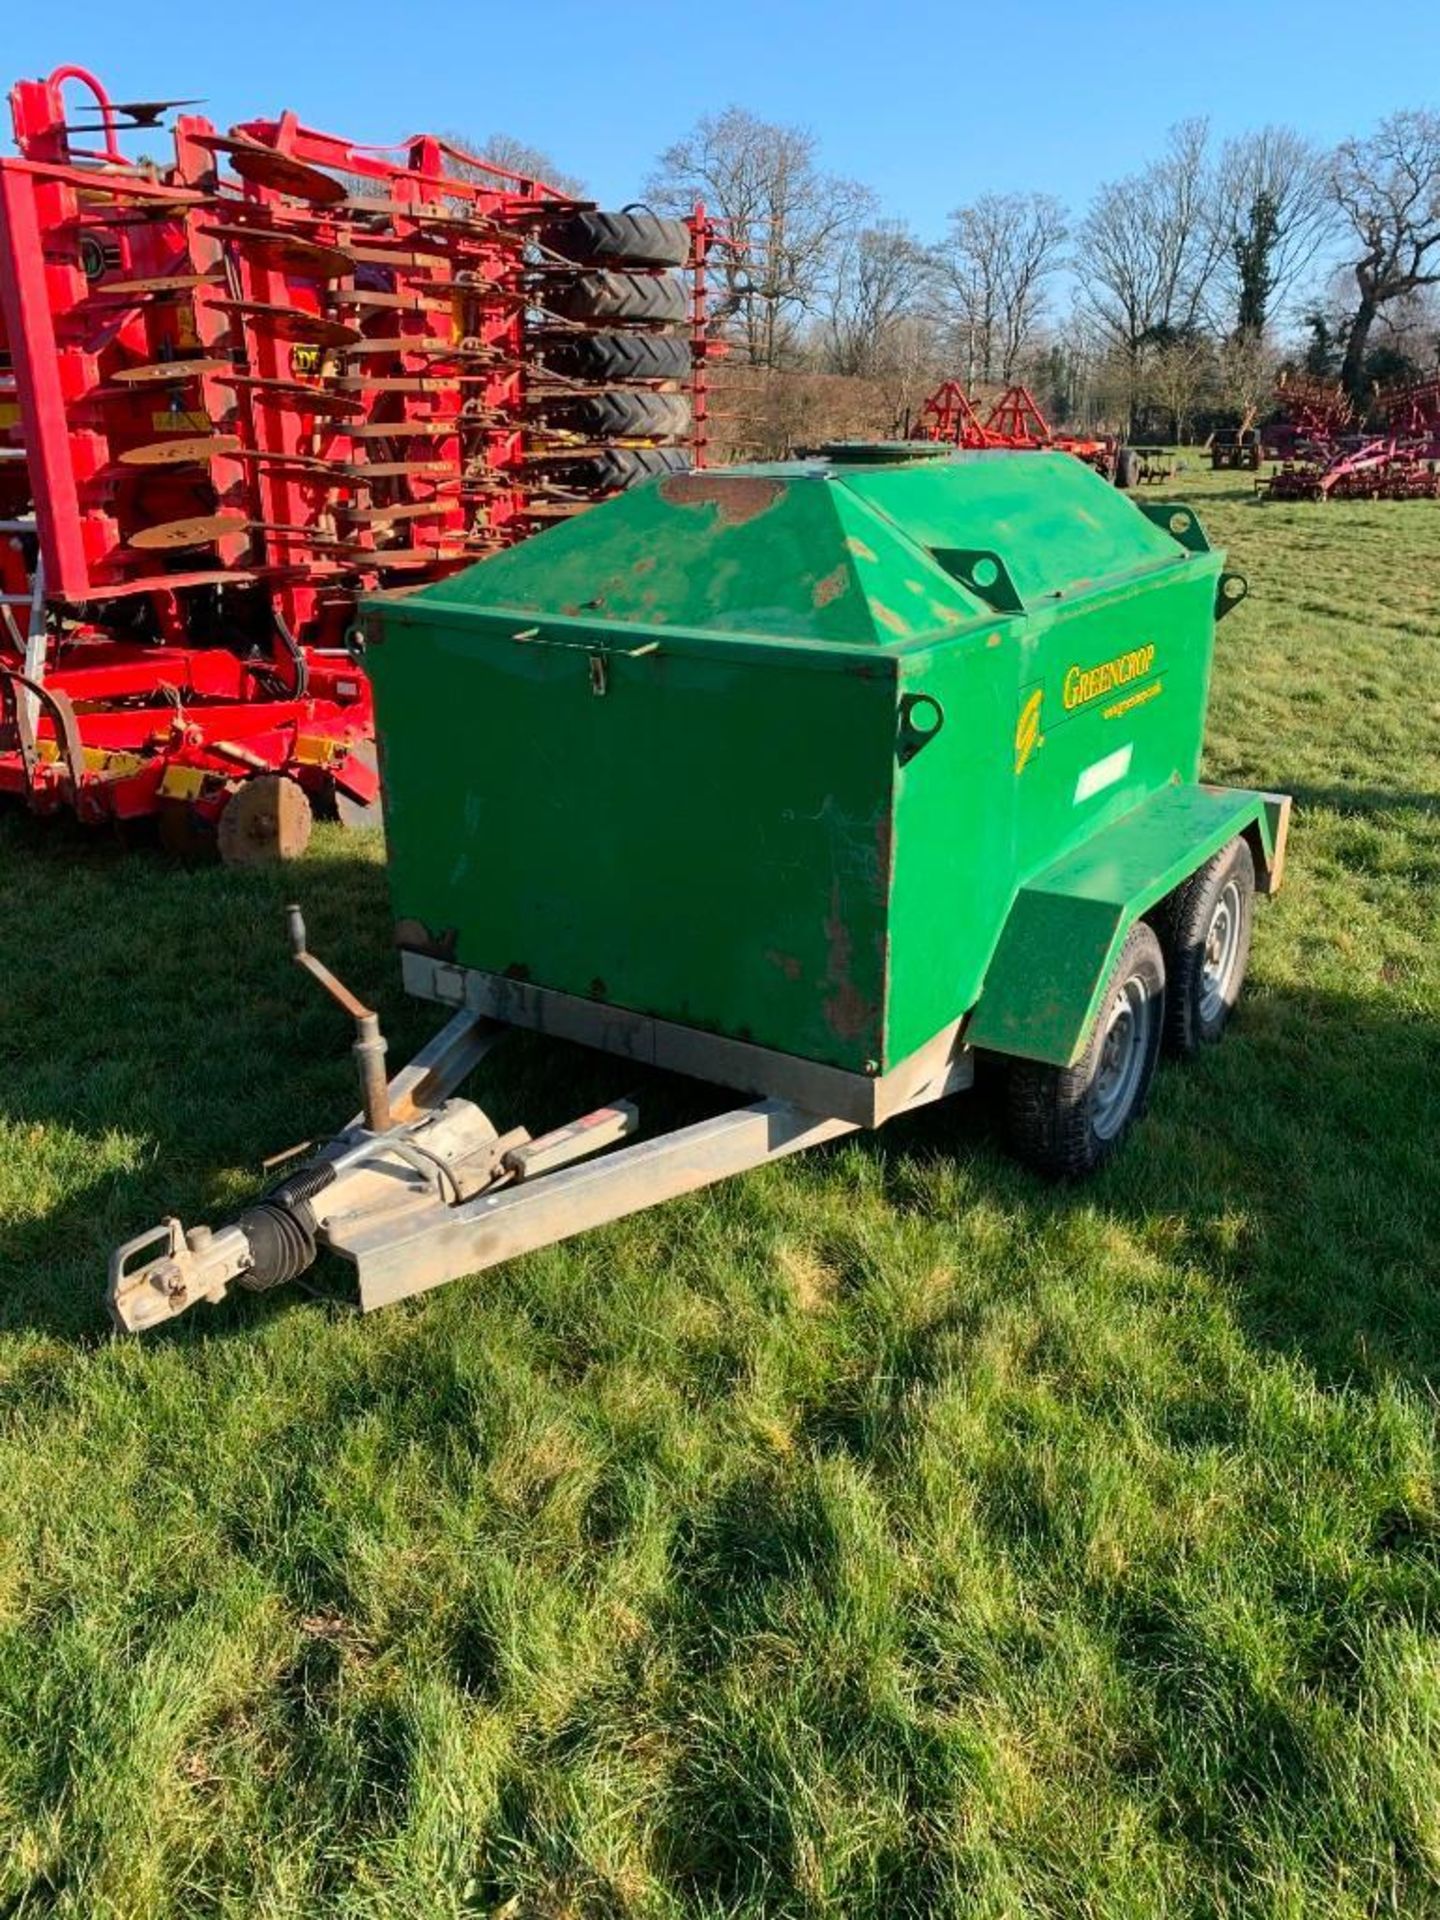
(1215, 571), (1248, 620)
(897, 691), (945, 765)
(927, 547), (1023, 613)
(1137, 500), (1212, 554)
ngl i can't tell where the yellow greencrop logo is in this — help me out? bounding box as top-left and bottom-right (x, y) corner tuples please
(1014, 688), (1044, 774)
(1063, 643), (1157, 711)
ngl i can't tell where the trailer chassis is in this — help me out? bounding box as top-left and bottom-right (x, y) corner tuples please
(108, 910), (973, 1332)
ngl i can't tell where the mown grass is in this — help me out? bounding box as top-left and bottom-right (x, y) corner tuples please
(1, 464), (1439, 1917)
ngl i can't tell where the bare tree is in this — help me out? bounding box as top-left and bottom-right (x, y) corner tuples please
(1330, 110), (1440, 396)
(822, 221), (936, 377)
(1078, 121), (1226, 370)
(474, 133), (584, 198)
(1214, 128), (1335, 338)
(938, 192), (1067, 383)
(1141, 334), (1214, 441)
(872, 311), (950, 434)
(647, 107), (874, 368)
(1214, 328), (1278, 421)
(434, 129), (584, 198)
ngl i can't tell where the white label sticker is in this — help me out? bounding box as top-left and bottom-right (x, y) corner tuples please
(1074, 743), (1133, 804)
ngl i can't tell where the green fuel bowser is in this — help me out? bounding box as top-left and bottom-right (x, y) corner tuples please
(110, 448), (1291, 1332)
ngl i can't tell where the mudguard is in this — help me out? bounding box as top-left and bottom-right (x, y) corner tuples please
(966, 783), (1290, 1067)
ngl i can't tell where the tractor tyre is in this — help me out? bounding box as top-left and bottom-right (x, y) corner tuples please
(1155, 835), (1255, 1057)
(561, 444), (691, 492)
(542, 388), (692, 440)
(546, 270), (689, 327)
(1114, 446), (1141, 489)
(1005, 920), (1165, 1178)
(541, 208), (691, 269)
(539, 329), (692, 383)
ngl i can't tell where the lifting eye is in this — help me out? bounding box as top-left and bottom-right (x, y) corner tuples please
(1216, 571), (1248, 619)
(898, 692), (945, 764)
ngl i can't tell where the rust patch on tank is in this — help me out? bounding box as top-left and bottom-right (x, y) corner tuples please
(873, 810), (894, 905)
(872, 602), (909, 636)
(812, 564), (850, 607)
(658, 473), (784, 523)
(633, 555), (656, 575)
(766, 948), (803, 981)
(845, 536), (877, 562)
(823, 881), (878, 1042)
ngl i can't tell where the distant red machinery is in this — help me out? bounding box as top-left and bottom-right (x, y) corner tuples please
(0, 66), (711, 856)
(1260, 374), (1440, 502)
(909, 379), (1147, 487)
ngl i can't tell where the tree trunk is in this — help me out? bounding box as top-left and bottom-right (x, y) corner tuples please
(1340, 288), (1379, 400)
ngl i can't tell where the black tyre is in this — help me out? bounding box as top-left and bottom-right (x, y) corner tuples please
(1114, 446), (1140, 489)
(1155, 835), (1255, 1057)
(1005, 920), (1165, 1178)
(541, 208), (690, 269)
(539, 330), (692, 383)
(546, 270), (688, 327)
(559, 444), (690, 492)
(540, 388), (692, 440)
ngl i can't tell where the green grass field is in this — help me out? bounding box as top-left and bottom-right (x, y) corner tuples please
(1, 465), (1439, 1918)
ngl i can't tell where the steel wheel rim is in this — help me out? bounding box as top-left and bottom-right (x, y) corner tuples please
(1091, 974), (1152, 1140)
(1199, 879), (1243, 1025)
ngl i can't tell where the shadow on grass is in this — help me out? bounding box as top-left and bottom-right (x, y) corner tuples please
(1284, 782), (1440, 818)
(874, 974), (1440, 1395)
(2, 804), (1437, 1399)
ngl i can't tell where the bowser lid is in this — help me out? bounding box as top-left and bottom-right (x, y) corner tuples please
(394, 451), (1193, 649)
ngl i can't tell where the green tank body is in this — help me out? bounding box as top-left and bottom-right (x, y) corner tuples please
(361, 450), (1269, 1081)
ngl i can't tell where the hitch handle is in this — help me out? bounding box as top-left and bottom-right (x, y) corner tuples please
(286, 904), (392, 1133)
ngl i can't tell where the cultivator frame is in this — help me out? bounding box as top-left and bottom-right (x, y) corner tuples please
(907, 378), (1152, 484)
(0, 66), (711, 850)
(1258, 374), (1440, 502)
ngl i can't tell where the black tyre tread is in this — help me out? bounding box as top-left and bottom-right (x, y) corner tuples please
(1157, 835), (1255, 1057)
(539, 330), (692, 383)
(1005, 921), (1165, 1179)
(541, 388), (692, 440)
(546, 270), (688, 326)
(541, 209), (690, 269)
(562, 444), (691, 492)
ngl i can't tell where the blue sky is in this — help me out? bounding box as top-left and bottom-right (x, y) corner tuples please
(9, 1), (1438, 238)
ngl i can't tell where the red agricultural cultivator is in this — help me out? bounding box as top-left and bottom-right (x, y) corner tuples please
(1260, 374), (1440, 503)
(0, 66), (711, 856)
(908, 378), (1158, 488)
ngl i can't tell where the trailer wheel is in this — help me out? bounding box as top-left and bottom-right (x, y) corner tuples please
(1005, 921), (1165, 1178)
(540, 209), (691, 269)
(539, 330), (692, 383)
(217, 774), (313, 865)
(1114, 446), (1140, 490)
(1156, 835), (1255, 1056)
(545, 270), (688, 327)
